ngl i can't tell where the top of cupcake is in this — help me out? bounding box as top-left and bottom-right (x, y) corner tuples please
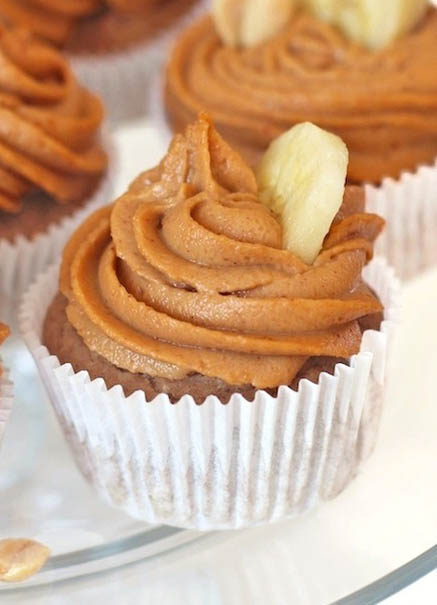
(213, 0), (429, 50)
(0, 0), (102, 46)
(59, 115), (384, 391)
(166, 2), (437, 182)
(0, 24), (107, 214)
(0, 0), (188, 49)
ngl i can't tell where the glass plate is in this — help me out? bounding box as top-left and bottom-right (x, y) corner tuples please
(0, 336), (202, 589)
(0, 122), (435, 604)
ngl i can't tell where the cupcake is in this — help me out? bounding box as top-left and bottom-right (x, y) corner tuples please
(0, 1), (198, 51)
(164, 1), (437, 279)
(0, 0), (200, 122)
(0, 24), (111, 322)
(21, 115), (399, 529)
(0, 322), (12, 447)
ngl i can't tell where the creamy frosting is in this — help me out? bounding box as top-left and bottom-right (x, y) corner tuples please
(0, 1), (178, 47)
(0, 24), (106, 213)
(107, 0), (158, 12)
(166, 10), (437, 183)
(60, 116), (383, 389)
(0, 0), (101, 45)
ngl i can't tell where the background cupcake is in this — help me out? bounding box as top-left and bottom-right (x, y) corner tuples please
(0, 24), (111, 322)
(0, 322), (12, 447)
(163, 0), (437, 279)
(0, 1), (199, 51)
(0, 0), (202, 122)
(21, 116), (399, 529)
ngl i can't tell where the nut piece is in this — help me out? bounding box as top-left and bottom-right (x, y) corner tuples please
(257, 122), (348, 264)
(212, 0), (296, 48)
(0, 539), (50, 583)
(303, 0), (429, 50)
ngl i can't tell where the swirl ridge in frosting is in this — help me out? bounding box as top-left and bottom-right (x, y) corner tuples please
(0, 1), (194, 51)
(0, 24), (106, 213)
(166, 10), (437, 183)
(60, 115), (384, 390)
(0, 0), (102, 45)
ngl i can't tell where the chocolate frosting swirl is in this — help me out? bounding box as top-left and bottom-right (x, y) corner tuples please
(60, 116), (384, 389)
(0, 1), (180, 47)
(0, 24), (106, 213)
(0, 0), (101, 45)
(166, 10), (437, 183)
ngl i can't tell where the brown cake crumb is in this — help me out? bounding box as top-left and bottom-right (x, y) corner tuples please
(44, 293), (355, 404)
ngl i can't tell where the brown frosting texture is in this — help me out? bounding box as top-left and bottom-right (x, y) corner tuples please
(106, 0), (158, 12)
(166, 10), (437, 183)
(0, 0), (102, 46)
(66, 0), (197, 55)
(0, 24), (106, 213)
(0, 1), (193, 50)
(60, 116), (384, 390)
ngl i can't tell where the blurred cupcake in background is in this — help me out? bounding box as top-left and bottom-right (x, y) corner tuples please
(0, 322), (12, 448)
(164, 0), (437, 279)
(21, 115), (399, 529)
(0, 24), (111, 322)
(0, 0), (202, 122)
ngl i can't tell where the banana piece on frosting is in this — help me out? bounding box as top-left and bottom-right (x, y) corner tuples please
(257, 122), (348, 264)
(303, 0), (429, 49)
(212, 0), (296, 48)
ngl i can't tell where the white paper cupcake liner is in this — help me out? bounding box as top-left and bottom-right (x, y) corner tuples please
(71, 1), (208, 125)
(366, 159), (437, 281)
(19, 258), (400, 530)
(0, 368), (13, 448)
(0, 139), (115, 325)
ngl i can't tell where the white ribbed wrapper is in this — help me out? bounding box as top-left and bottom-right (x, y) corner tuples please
(366, 159), (437, 281)
(19, 259), (399, 530)
(0, 368), (13, 447)
(0, 140), (115, 325)
(71, 1), (207, 124)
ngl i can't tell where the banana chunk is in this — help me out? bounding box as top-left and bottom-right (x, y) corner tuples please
(257, 122), (348, 264)
(212, 0), (296, 48)
(303, 0), (429, 50)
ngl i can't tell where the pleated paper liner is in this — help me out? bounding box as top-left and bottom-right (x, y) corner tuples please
(0, 137), (115, 325)
(366, 159), (437, 280)
(71, 0), (208, 124)
(0, 368), (13, 448)
(19, 259), (400, 530)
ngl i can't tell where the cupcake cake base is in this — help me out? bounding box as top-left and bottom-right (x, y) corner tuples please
(44, 293), (382, 404)
(0, 190), (94, 242)
(20, 259), (399, 530)
(67, 0), (199, 56)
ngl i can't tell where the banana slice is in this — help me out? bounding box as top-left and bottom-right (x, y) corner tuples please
(212, 0), (296, 48)
(303, 0), (428, 50)
(257, 122), (348, 264)
(303, 0), (337, 21)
